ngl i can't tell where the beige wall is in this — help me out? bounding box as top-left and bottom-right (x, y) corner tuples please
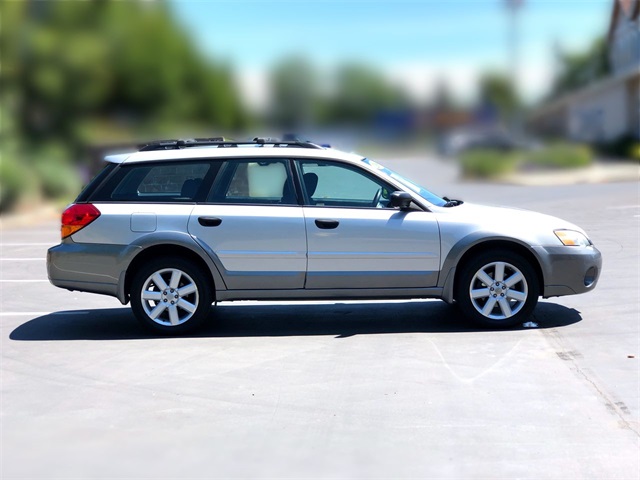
(568, 85), (629, 142)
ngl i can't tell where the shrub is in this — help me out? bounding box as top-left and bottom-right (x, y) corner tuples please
(595, 134), (640, 161)
(0, 142), (82, 213)
(0, 148), (42, 213)
(460, 149), (519, 178)
(28, 143), (82, 201)
(526, 143), (592, 169)
(32, 159), (81, 200)
(0, 156), (29, 212)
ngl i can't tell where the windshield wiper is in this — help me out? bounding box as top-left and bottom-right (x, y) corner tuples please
(442, 196), (464, 207)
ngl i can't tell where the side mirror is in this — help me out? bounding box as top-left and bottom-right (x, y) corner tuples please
(389, 191), (412, 210)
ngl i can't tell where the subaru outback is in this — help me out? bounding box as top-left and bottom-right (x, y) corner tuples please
(47, 138), (601, 334)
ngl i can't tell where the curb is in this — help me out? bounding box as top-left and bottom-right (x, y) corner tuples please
(497, 162), (640, 186)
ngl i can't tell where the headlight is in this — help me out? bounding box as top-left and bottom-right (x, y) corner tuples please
(554, 229), (591, 246)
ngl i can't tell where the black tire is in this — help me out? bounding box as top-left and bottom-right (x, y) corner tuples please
(130, 256), (213, 335)
(455, 250), (539, 328)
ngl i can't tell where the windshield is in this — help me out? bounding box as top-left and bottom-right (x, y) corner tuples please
(361, 158), (447, 207)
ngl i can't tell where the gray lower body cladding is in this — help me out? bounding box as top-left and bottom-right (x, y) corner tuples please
(47, 241), (139, 304)
(48, 241), (602, 304)
(532, 245), (602, 297)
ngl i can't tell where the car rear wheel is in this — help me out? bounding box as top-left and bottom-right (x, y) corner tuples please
(456, 250), (539, 328)
(130, 257), (212, 334)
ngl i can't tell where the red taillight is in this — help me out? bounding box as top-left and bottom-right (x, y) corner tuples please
(61, 204), (101, 239)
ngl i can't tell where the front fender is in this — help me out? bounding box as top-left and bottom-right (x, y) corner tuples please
(438, 232), (545, 303)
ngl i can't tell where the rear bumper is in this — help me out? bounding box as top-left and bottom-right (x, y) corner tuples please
(532, 245), (602, 297)
(47, 241), (139, 304)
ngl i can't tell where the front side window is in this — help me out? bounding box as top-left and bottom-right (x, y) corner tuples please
(361, 158), (446, 207)
(210, 159), (296, 205)
(297, 160), (393, 208)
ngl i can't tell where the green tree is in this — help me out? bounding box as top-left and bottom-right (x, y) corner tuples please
(478, 72), (520, 123)
(269, 56), (318, 130)
(0, 0), (248, 210)
(329, 64), (408, 125)
(1, 0), (247, 150)
(551, 36), (609, 98)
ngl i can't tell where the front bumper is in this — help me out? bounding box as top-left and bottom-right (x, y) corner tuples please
(532, 245), (602, 298)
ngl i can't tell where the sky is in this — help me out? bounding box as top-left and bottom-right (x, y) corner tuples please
(170, 0), (612, 109)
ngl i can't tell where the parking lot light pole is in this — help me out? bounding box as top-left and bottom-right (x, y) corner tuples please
(505, 0), (524, 135)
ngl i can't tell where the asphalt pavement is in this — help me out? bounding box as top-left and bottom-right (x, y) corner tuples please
(1, 157), (638, 479)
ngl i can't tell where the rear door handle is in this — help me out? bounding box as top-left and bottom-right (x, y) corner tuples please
(315, 219), (339, 229)
(198, 216), (222, 227)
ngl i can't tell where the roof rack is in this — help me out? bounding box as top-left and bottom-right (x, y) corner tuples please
(138, 137), (323, 152)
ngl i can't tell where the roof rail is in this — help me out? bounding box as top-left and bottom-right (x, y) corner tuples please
(138, 137), (323, 152)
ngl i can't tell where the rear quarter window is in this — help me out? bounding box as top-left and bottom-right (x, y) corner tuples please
(90, 161), (219, 202)
(75, 163), (117, 202)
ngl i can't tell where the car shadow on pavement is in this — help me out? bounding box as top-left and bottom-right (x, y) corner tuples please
(9, 300), (582, 341)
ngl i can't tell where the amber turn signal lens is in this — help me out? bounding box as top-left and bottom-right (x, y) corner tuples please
(554, 229), (591, 247)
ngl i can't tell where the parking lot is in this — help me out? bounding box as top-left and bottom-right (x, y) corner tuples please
(1, 157), (638, 479)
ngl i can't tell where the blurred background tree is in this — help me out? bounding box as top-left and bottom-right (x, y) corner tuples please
(550, 36), (609, 98)
(269, 57), (318, 130)
(2, 0), (589, 213)
(0, 0), (247, 212)
(328, 64), (409, 126)
(267, 59), (411, 131)
(478, 72), (520, 126)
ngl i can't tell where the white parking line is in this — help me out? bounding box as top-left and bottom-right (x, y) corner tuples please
(0, 311), (90, 317)
(0, 258), (45, 261)
(0, 230), (58, 234)
(606, 205), (640, 210)
(0, 243), (53, 246)
(0, 280), (49, 283)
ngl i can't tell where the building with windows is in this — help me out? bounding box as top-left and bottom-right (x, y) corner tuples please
(530, 0), (639, 143)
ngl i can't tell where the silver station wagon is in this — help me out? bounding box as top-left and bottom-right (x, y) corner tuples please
(47, 138), (602, 334)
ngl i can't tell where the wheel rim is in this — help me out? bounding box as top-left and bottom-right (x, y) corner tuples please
(469, 261), (528, 320)
(140, 268), (199, 326)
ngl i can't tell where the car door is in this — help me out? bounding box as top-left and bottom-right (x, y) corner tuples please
(296, 159), (440, 289)
(188, 158), (306, 290)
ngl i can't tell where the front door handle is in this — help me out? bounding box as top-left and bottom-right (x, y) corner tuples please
(198, 216), (222, 227)
(315, 219), (339, 229)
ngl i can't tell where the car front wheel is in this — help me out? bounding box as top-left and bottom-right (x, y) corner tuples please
(456, 251), (539, 328)
(130, 257), (213, 334)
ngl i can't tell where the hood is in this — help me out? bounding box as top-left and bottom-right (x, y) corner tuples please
(434, 202), (588, 246)
(454, 202), (583, 231)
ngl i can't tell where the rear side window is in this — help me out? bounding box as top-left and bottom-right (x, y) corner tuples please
(91, 161), (219, 202)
